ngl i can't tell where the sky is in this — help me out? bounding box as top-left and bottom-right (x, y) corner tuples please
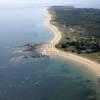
(0, 0), (100, 8)
(0, 0), (66, 5)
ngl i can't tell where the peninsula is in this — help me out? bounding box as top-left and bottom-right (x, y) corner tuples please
(44, 6), (100, 76)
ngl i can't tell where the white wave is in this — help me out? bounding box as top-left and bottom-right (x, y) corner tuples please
(13, 50), (23, 54)
(10, 56), (24, 63)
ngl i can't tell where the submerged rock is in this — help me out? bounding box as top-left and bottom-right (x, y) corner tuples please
(12, 43), (50, 60)
(88, 95), (96, 100)
(34, 82), (40, 86)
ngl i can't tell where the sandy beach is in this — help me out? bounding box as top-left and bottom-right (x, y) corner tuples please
(44, 8), (100, 76)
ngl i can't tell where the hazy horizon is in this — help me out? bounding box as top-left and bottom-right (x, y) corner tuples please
(0, 0), (100, 9)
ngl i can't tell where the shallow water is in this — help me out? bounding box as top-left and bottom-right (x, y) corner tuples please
(0, 7), (99, 100)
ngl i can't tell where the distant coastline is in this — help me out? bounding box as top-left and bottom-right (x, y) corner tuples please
(44, 7), (100, 76)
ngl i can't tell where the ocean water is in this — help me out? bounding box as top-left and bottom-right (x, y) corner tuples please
(0, 7), (99, 100)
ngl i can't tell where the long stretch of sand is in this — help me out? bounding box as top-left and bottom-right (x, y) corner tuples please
(44, 8), (100, 76)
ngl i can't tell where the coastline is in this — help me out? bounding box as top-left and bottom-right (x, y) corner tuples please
(44, 8), (100, 76)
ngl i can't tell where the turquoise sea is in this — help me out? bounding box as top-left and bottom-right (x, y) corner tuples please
(0, 7), (99, 100)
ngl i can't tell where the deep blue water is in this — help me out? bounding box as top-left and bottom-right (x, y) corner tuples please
(0, 7), (98, 100)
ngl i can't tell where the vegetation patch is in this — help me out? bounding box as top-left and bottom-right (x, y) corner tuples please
(49, 6), (100, 63)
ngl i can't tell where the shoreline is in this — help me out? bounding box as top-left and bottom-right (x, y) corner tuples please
(44, 8), (100, 76)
